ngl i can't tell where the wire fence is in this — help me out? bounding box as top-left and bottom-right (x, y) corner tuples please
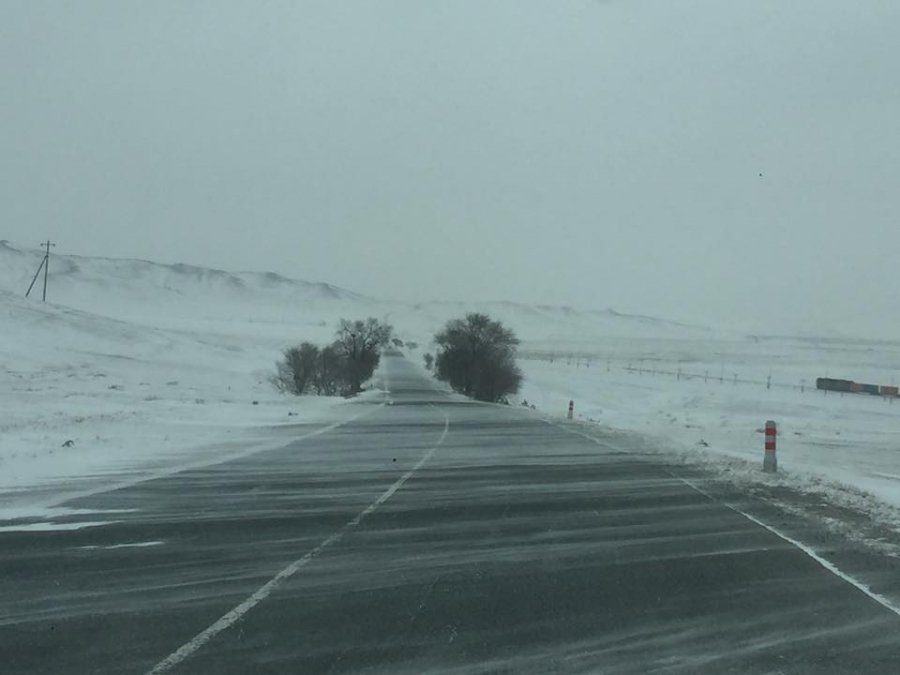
(517, 350), (898, 403)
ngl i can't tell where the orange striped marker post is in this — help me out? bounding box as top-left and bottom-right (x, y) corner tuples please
(763, 420), (777, 473)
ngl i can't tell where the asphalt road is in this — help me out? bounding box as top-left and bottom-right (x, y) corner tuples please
(3, 356), (900, 674)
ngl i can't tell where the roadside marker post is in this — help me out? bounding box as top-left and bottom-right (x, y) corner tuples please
(763, 420), (777, 473)
(567, 400), (574, 420)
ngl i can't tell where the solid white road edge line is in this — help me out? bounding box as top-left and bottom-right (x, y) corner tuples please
(145, 404), (450, 675)
(554, 420), (900, 621)
(674, 473), (900, 620)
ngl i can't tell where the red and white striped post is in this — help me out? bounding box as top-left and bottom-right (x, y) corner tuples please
(567, 400), (574, 420)
(763, 420), (777, 473)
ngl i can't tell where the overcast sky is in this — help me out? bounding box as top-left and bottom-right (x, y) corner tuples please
(2, 1), (898, 334)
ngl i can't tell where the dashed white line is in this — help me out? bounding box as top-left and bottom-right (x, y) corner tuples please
(146, 404), (449, 675)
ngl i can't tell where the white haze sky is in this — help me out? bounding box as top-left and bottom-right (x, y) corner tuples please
(1, 1), (898, 335)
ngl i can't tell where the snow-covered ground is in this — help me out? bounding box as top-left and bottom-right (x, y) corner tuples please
(517, 340), (900, 537)
(0, 289), (377, 518)
(0, 241), (388, 519)
(3, 239), (900, 536)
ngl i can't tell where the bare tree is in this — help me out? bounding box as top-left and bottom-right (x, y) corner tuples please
(433, 313), (522, 402)
(314, 344), (345, 396)
(273, 343), (319, 395)
(333, 318), (393, 394)
(273, 318), (393, 398)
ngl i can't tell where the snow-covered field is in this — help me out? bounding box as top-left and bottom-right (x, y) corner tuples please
(0, 290), (373, 516)
(3, 239), (900, 537)
(0, 242), (388, 519)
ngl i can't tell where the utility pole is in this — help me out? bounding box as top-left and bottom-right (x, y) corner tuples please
(42, 240), (55, 301)
(25, 240), (55, 301)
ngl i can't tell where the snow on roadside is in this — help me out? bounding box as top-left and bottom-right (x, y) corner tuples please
(518, 351), (900, 545)
(0, 291), (359, 519)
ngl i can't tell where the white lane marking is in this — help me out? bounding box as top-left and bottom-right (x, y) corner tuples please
(740, 511), (900, 617)
(554, 421), (900, 621)
(0, 520), (115, 533)
(78, 541), (163, 550)
(146, 404), (449, 675)
(675, 474), (900, 620)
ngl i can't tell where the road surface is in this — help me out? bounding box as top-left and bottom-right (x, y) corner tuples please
(3, 356), (900, 673)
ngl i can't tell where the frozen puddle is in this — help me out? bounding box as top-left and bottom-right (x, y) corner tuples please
(78, 541), (164, 550)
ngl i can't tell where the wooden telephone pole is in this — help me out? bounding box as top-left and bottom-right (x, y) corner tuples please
(25, 240), (55, 301)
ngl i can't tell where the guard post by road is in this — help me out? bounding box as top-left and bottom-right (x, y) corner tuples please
(763, 420), (777, 473)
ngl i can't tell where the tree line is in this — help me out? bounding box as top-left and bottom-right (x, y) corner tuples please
(272, 317), (392, 396)
(275, 312), (522, 403)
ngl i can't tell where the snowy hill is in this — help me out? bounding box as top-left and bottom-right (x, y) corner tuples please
(0, 240), (712, 346)
(0, 240), (375, 329)
(402, 300), (711, 347)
